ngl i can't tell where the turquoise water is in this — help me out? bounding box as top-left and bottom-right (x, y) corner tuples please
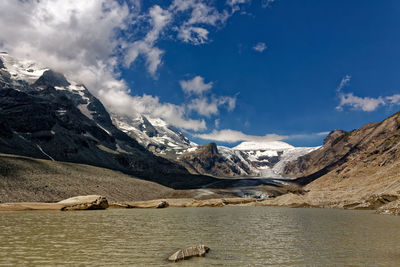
(0, 207), (399, 266)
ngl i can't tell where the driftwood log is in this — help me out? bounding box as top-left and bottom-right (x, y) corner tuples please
(168, 245), (210, 262)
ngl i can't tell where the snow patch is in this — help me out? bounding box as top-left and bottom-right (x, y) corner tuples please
(36, 144), (55, 161)
(0, 54), (48, 84)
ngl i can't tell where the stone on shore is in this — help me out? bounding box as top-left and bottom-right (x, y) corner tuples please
(124, 199), (169, 209)
(58, 195), (109, 211)
(168, 245), (210, 262)
(376, 199), (400, 215)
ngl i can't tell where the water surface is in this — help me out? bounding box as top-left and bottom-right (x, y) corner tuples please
(0, 207), (399, 266)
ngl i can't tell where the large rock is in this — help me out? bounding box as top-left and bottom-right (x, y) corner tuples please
(376, 199), (400, 215)
(168, 245), (210, 262)
(58, 195), (109, 211)
(122, 199), (169, 208)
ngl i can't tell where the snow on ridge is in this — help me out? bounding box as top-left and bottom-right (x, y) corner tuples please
(0, 54), (48, 84)
(233, 140), (294, 151)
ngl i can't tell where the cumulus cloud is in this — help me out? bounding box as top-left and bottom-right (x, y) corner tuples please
(194, 129), (287, 143)
(0, 0), (247, 131)
(253, 42), (267, 52)
(180, 75), (237, 117)
(335, 75), (400, 112)
(180, 76), (213, 95)
(0, 0), (130, 93)
(125, 5), (172, 75)
(337, 93), (385, 112)
(187, 95), (237, 117)
(99, 88), (206, 131)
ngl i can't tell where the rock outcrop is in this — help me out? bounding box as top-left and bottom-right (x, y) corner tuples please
(119, 199), (169, 209)
(58, 195), (109, 211)
(376, 200), (400, 215)
(0, 195), (109, 211)
(168, 245), (210, 262)
(178, 143), (250, 177)
(111, 197), (259, 209)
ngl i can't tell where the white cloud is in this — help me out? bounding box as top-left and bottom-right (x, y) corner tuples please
(99, 88), (206, 131)
(253, 42), (267, 52)
(227, 0), (250, 6)
(0, 0), (131, 93)
(0, 0), (245, 131)
(214, 119), (220, 128)
(261, 0), (276, 8)
(337, 93), (385, 112)
(195, 129), (329, 143)
(335, 75), (400, 112)
(187, 95), (236, 117)
(177, 26), (209, 45)
(386, 94), (400, 105)
(194, 129), (287, 143)
(336, 75), (351, 92)
(180, 76), (213, 95)
(181, 76), (237, 117)
(171, 0), (237, 45)
(188, 97), (219, 117)
(125, 5), (172, 75)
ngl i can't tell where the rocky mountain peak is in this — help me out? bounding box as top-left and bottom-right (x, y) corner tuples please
(323, 129), (347, 145)
(201, 142), (219, 155)
(34, 70), (71, 87)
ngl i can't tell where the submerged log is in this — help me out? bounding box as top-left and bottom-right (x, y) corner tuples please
(168, 245), (210, 262)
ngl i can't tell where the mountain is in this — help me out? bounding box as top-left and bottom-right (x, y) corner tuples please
(269, 112), (400, 209)
(0, 53), (217, 189)
(177, 140), (318, 178)
(111, 113), (196, 159)
(284, 112), (400, 185)
(0, 53), (318, 183)
(109, 98), (318, 178)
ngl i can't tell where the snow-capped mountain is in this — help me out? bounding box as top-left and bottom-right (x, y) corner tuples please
(0, 53), (191, 186)
(111, 114), (197, 159)
(232, 141), (319, 177)
(111, 112), (319, 178)
(177, 140), (319, 178)
(0, 53), (320, 180)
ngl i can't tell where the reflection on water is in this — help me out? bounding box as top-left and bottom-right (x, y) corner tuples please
(0, 207), (399, 266)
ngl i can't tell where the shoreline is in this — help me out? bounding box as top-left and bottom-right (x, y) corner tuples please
(1, 195), (399, 215)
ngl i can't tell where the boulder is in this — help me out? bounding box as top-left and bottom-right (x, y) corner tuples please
(168, 245), (210, 262)
(124, 199), (169, 208)
(376, 199), (400, 215)
(58, 195), (109, 211)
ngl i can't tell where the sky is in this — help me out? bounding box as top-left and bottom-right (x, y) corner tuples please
(1, 0), (400, 147)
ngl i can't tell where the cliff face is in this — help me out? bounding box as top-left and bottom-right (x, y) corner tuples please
(178, 143), (249, 177)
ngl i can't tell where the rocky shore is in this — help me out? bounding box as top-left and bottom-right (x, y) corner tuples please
(1, 194), (399, 215)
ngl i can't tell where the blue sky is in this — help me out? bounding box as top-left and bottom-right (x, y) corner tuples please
(2, 0), (400, 147)
(119, 0), (400, 146)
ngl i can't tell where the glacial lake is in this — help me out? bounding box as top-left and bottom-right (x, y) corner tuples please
(0, 207), (399, 266)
